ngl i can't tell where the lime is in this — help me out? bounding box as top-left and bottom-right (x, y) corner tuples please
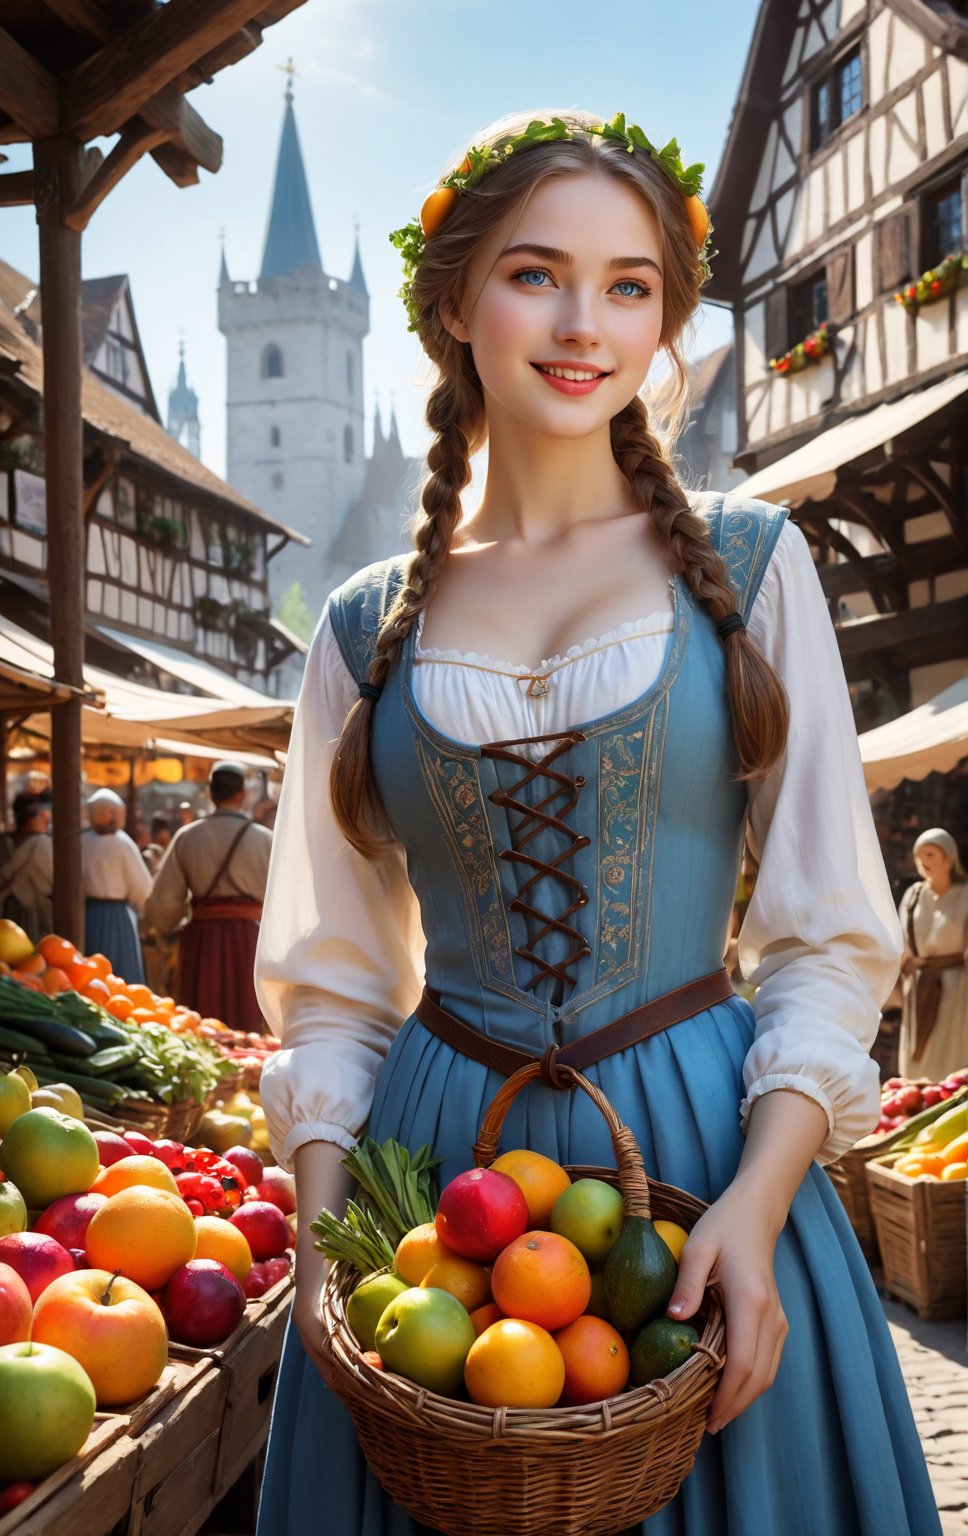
(630, 1318), (699, 1386)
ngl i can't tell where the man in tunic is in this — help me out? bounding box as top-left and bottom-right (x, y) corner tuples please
(145, 761), (272, 1032)
(0, 793), (53, 941)
(81, 789), (152, 981)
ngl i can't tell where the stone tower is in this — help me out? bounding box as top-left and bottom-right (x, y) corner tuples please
(217, 78), (369, 610)
(166, 340), (201, 459)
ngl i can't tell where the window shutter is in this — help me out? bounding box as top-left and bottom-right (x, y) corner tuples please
(764, 288), (789, 360)
(826, 248), (854, 324)
(874, 210), (912, 293)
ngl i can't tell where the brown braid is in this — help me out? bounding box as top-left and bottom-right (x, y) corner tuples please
(610, 394), (789, 777)
(330, 362), (480, 857)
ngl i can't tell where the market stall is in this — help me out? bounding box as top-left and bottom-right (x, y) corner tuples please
(858, 675), (968, 793)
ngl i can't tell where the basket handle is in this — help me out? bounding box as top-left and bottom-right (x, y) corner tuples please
(472, 1060), (653, 1220)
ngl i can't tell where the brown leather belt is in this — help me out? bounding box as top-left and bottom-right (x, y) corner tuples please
(190, 898), (263, 923)
(415, 968), (734, 1087)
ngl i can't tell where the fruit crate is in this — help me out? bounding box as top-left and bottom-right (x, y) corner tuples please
(0, 1421), (142, 1536)
(210, 1286), (292, 1498)
(125, 1360), (229, 1536)
(866, 1155), (967, 1321)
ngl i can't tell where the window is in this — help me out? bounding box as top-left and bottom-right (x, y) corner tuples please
(270, 425), (281, 448)
(346, 351), (354, 391)
(271, 471), (284, 491)
(261, 344), (283, 379)
(789, 273), (829, 341)
(810, 45), (864, 150)
(923, 174), (965, 261)
(344, 424), (354, 463)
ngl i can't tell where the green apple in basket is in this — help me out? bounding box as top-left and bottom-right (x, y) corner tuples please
(347, 1272), (409, 1352)
(375, 1286), (475, 1395)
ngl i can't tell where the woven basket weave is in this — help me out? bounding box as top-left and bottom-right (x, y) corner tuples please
(321, 1061), (726, 1536)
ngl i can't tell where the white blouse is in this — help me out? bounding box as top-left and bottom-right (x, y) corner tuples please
(255, 521), (903, 1171)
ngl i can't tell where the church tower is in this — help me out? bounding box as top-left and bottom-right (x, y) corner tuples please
(217, 73), (368, 610)
(166, 340), (201, 459)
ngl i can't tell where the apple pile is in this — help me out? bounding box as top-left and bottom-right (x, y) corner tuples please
(874, 1069), (968, 1135)
(343, 1151), (697, 1411)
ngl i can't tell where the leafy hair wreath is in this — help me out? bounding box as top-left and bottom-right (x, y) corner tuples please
(389, 113), (713, 332)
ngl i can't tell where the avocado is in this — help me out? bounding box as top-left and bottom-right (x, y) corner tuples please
(630, 1318), (699, 1386)
(603, 1215), (678, 1333)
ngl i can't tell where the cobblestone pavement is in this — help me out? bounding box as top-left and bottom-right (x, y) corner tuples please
(882, 1295), (968, 1535)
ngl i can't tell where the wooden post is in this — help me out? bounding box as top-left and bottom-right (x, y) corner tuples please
(34, 136), (86, 945)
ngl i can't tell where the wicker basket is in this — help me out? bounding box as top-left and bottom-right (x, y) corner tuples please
(866, 1152), (967, 1320)
(321, 1061), (726, 1536)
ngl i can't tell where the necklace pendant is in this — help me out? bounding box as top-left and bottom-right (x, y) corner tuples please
(526, 674), (551, 698)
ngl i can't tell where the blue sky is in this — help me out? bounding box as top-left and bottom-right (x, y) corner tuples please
(1, 0), (760, 475)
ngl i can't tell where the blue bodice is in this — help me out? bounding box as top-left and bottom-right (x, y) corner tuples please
(329, 494), (787, 1059)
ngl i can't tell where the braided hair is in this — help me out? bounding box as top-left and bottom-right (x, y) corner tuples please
(330, 113), (788, 857)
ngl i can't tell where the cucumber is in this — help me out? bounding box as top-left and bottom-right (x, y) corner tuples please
(30, 1063), (126, 1105)
(85, 1018), (130, 1049)
(1, 1015), (98, 1057)
(83, 1044), (143, 1077)
(0, 1024), (53, 1057)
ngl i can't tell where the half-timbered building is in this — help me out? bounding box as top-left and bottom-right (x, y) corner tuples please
(708, 0), (968, 723)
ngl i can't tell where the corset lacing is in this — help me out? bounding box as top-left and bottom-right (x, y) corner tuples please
(481, 730), (591, 997)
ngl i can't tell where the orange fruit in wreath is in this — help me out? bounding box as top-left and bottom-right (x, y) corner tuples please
(553, 1314), (630, 1406)
(490, 1149), (572, 1229)
(491, 1231), (591, 1332)
(464, 1319), (565, 1409)
(420, 186), (458, 239)
(684, 194), (710, 248)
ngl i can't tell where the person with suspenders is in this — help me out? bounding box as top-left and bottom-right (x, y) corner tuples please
(145, 761), (272, 1032)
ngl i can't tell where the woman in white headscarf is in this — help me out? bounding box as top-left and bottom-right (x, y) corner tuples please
(897, 827), (968, 1081)
(81, 789), (152, 982)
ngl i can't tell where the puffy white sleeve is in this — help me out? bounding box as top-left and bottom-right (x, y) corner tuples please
(255, 609), (426, 1172)
(738, 520), (902, 1164)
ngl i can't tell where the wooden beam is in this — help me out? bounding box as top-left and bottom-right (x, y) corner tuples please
(817, 539), (968, 602)
(83, 447), (120, 518)
(0, 171), (34, 207)
(34, 135), (87, 946)
(149, 142), (200, 188)
(64, 120), (167, 231)
(0, 27), (58, 137)
(836, 596), (968, 661)
(60, 0), (270, 141)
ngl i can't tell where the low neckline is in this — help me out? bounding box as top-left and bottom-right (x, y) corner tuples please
(402, 574), (690, 757)
(414, 602), (675, 676)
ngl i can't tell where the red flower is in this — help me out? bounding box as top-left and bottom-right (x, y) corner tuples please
(930, 280), (942, 295)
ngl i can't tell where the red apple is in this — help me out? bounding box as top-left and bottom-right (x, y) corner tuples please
(223, 1146), (264, 1188)
(150, 1141), (186, 1171)
(254, 1166), (295, 1216)
(228, 1201), (290, 1262)
(92, 1131), (133, 1168)
(69, 1250), (87, 1270)
(435, 1168), (529, 1262)
(261, 1256), (291, 1289)
(163, 1260), (245, 1347)
(896, 1087), (923, 1116)
(242, 1264), (268, 1300)
(33, 1193), (107, 1253)
(121, 1130), (154, 1157)
(0, 1234), (74, 1305)
(920, 1086), (944, 1108)
(0, 1482), (35, 1513)
(0, 1263), (31, 1346)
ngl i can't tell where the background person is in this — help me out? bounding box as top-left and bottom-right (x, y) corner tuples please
(0, 793), (53, 941)
(81, 788), (152, 981)
(898, 827), (968, 1081)
(145, 761), (272, 1030)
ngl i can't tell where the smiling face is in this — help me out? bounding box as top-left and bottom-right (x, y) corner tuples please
(441, 171), (665, 442)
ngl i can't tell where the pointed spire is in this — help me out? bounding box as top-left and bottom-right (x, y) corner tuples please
(218, 227), (230, 287)
(388, 398), (402, 450)
(260, 71), (322, 280)
(373, 391), (384, 445)
(349, 221), (368, 295)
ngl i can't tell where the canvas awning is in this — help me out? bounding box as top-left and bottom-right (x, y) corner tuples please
(859, 675), (968, 792)
(92, 625), (293, 707)
(732, 372), (968, 506)
(1, 614), (293, 756)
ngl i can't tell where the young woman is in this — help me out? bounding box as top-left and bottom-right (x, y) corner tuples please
(254, 111), (939, 1535)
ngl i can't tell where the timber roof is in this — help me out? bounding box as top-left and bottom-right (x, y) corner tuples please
(0, 259), (306, 543)
(706, 0), (968, 302)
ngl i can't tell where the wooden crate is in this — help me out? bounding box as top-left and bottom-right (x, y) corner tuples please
(866, 1158), (967, 1320)
(826, 1149), (881, 1265)
(125, 1361), (229, 1536)
(0, 1424), (143, 1536)
(211, 1289), (292, 1497)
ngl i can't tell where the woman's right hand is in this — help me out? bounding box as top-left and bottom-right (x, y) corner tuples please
(292, 1139), (357, 1390)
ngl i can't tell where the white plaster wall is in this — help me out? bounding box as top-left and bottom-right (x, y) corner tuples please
(751, 122), (778, 208)
(956, 289), (968, 356)
(892, 91), (920, 156)
(745, 217), (780, 286)
(887, 115), (922, 184)
(864, 315), (884, 396)
(827, 148), (846, 227)
(950, 57), (968, 139)
(845, 131), (867, 213)
(840, 0), (865, 26)
(888, 18), (925, 92)
(923, 70), (948, 161)
(773, 187), (797, 255)
(855, 232), (874, 311)
(745, 300), (767, 382)
(915, 304), (953, 373)
(776, 107), (799, 183)
(868, 113), (887, 187)
(883, 296), (910, 385)
(868, 10), (891, 101)
(805, 166), (826, 245)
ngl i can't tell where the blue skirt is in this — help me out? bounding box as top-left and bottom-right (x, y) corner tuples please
(84, 898), (145, 985)
(256, 997), (941, 1536)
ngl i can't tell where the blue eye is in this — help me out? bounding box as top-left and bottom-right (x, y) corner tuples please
(611, 279), (650, 298)
(512, 267), (552, 287)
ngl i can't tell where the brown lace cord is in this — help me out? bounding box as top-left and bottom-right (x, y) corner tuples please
(481, 730), (591, 992)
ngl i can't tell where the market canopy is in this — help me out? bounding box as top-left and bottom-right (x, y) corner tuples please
(731, 372), (968, 506)
(859, 675), (968, 792)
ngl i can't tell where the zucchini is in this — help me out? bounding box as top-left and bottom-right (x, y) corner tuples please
(1, 1015), (98, 1058)
(85, 1018), (130, 1049)
(30, 1063), (126, 1105)
(0, 1024), (52, 1057)
(83, 1044), (143, 1077)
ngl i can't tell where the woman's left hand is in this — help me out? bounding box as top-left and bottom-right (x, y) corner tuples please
(665, 1187), (789, 1435)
